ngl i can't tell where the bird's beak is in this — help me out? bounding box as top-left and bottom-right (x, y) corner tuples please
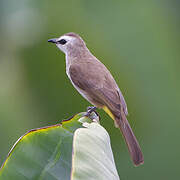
(48, 38), (57, 43)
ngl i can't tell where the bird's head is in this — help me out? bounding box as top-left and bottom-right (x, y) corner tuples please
(48, 32), (86, 55)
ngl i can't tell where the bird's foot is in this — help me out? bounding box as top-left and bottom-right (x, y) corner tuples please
(84, 106), (97, 117)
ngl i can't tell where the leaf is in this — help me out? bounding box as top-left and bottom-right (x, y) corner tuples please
(0, 112), (120, 180)
(71, 121), (120, 180)
(0, 113), (87, 180)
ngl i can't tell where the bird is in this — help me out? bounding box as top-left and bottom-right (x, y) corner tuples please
(48, 32), (144, 166)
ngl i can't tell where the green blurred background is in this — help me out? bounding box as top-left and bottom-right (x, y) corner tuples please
(0, 0), (180, 179)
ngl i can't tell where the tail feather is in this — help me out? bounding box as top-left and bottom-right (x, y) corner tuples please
(115, 113), (144, 166)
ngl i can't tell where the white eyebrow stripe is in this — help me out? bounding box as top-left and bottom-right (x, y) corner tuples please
(57, 35), (74, 41)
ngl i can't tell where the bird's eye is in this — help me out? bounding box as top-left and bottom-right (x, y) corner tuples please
(58, 39), (67, 45)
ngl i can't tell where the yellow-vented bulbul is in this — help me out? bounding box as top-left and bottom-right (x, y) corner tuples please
(48, 32), (144, 166)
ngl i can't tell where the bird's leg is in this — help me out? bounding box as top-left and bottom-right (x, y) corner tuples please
(84, 106), (97, 117)
(87, 106), (97, 112)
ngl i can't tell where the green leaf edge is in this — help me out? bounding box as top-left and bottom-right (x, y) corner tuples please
(0, 112), (87, 171)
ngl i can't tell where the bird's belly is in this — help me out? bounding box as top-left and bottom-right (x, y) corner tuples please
(66, 66), (102, 107)
(66, 76), (98, 107)
(71, 79), (94, 104)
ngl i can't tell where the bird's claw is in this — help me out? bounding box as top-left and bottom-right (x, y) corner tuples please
(84, 106), (97, 117)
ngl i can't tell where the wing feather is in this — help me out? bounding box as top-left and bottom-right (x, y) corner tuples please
(69, 62), (128, 115)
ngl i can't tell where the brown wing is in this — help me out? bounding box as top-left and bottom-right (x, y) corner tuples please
(69, 62), (126, 116)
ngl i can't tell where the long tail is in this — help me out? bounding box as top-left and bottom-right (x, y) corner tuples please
(115, 112), (144, 166)
(103, 106), (144, 166)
